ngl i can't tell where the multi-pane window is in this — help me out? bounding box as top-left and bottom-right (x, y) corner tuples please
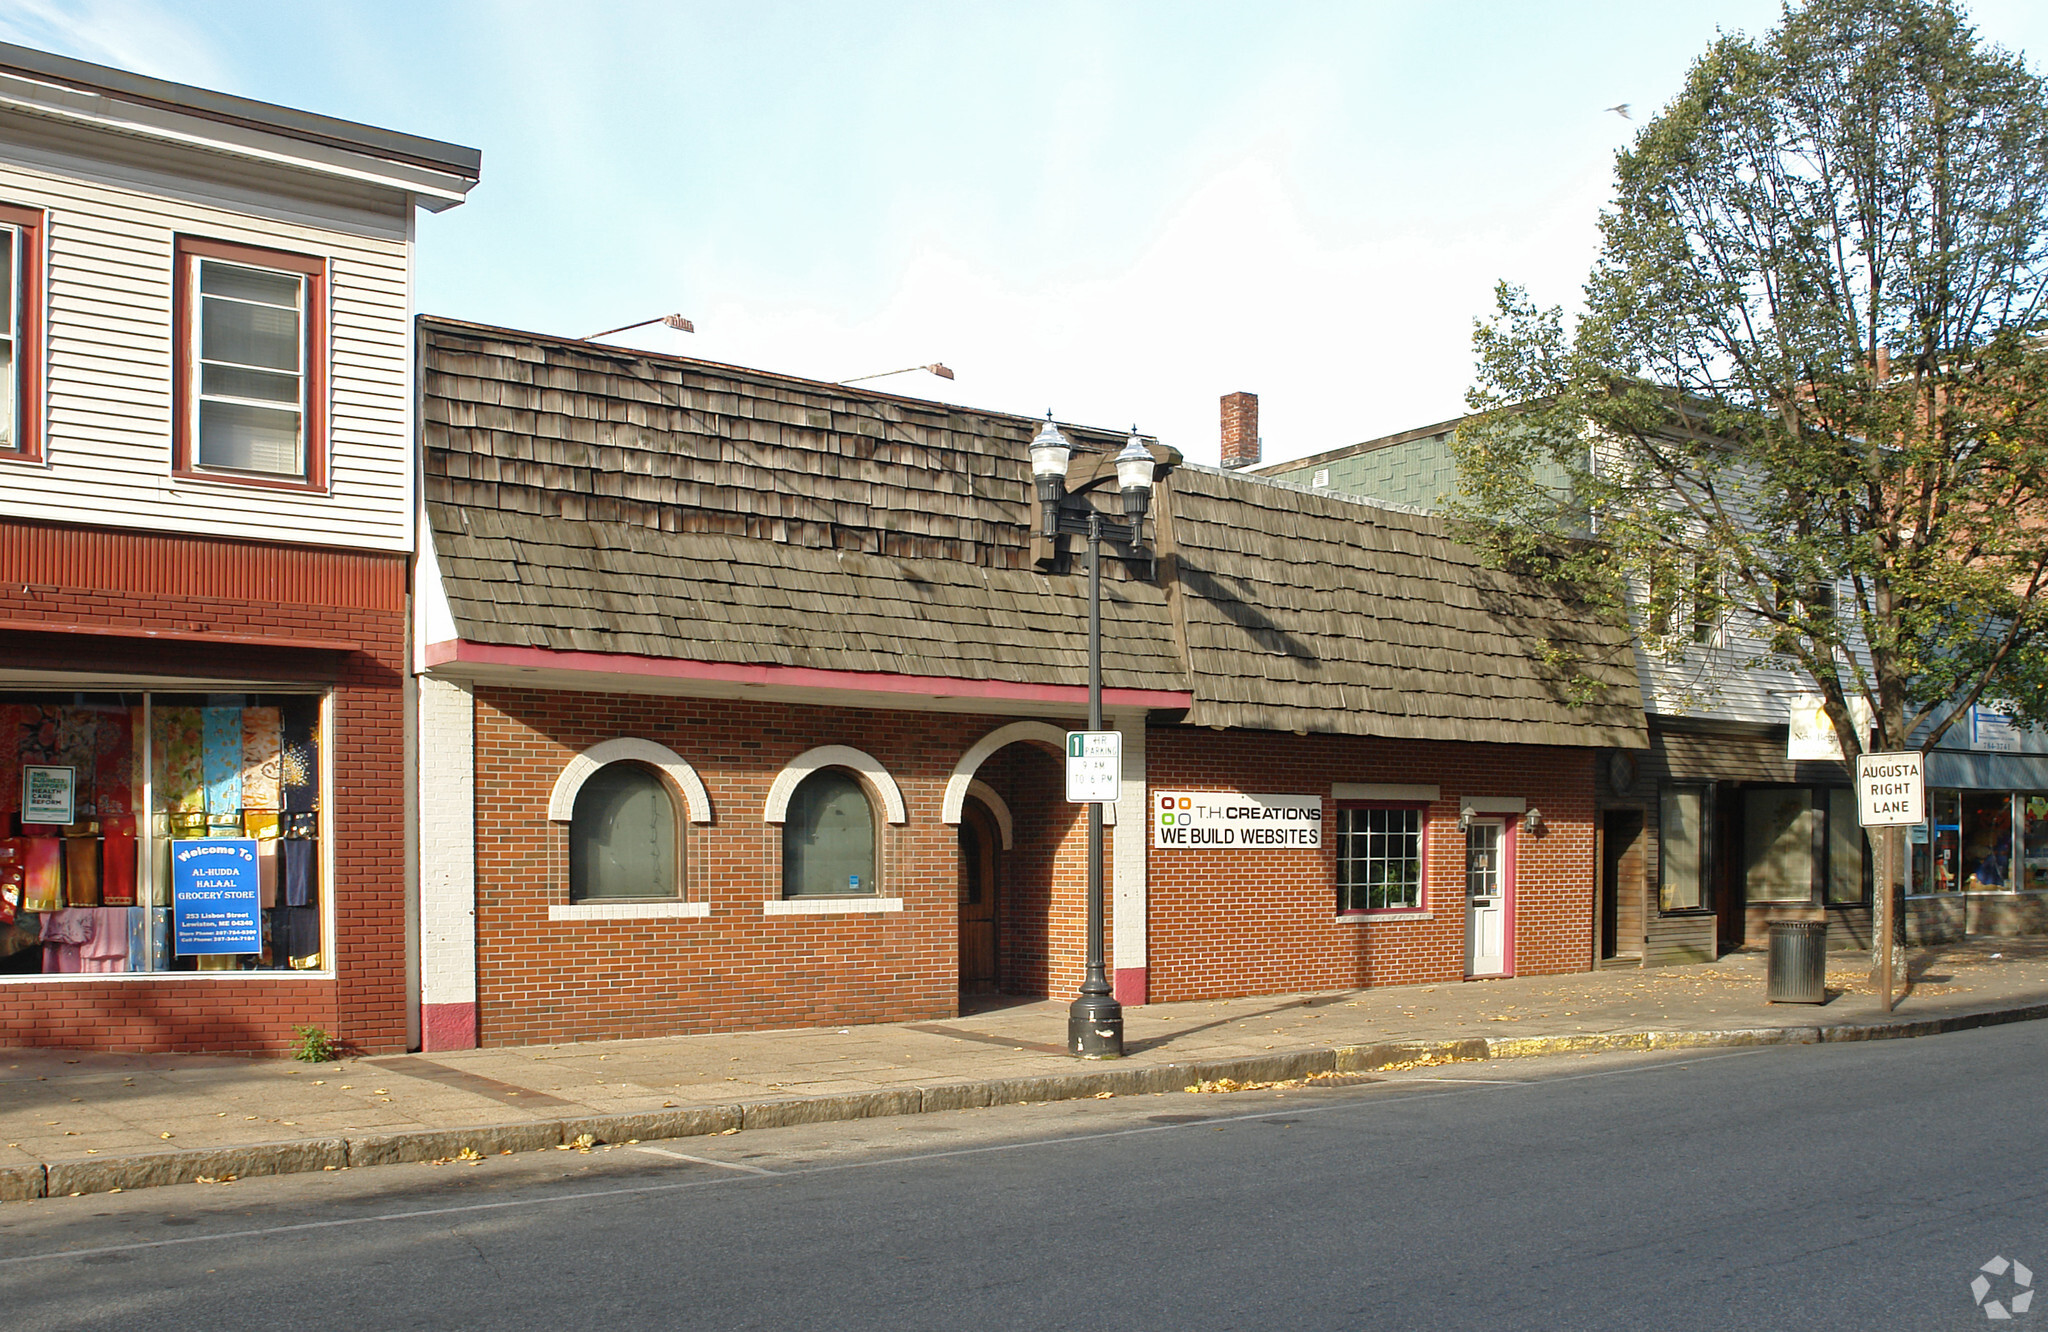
(1335, 805), (1424, 912)
(782, 768), (876, 897)
(196, 260), (306, 474)
(174, 236), (325, 484)
(0, 202), (43, 461)
(568, 763), (678, 902)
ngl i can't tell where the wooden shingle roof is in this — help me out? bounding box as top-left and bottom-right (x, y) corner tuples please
(1163, 466), (1646, 747)
(420, 317), (1644, 747)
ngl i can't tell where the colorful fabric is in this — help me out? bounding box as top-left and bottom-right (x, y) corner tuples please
(241, 706), (281, 811)
(101, 824), (137, 906)
(257, 838), (279, 910)
(0, 705), (17, 812)
(91, 705), (132, 817)
(54, 708), (98, 816)
(279, 701), (318, 813)
(0, 838), (21, 925)
(147, 906), (169, 967)
(202, 707), (241, 815)
(126, 905), (148, 971)
(81, 906), (127, 972)
(41, 905), (93, 972)
(22, 837), (61, 912)
(153, 707), (204, 814)
(62, 835), (99, 907)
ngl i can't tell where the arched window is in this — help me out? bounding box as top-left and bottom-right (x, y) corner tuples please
(569, 763), (678, 902)
(782, 768), (875, 898)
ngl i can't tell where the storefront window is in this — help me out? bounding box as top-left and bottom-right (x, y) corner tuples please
(2023, 796), (2048, 891)
(1825, 788), (1866, 905)
(0, 690), (326, 977)
(1659, 786), (1706, 911)
(1914, 789), (1962, 893)
(1959, 791), (2015, 891)
(1744, 788), (1814, 903)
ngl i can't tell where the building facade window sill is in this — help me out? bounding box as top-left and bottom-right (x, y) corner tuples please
(764, 897), (904, 916)
(548, 901), (709, 921)
(1335, 910), (1432, 923)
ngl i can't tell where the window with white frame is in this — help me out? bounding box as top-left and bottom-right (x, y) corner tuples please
(174, 236), (326, 485)
(1335, 803), (1425, 912)
(0, 202), (44, 462)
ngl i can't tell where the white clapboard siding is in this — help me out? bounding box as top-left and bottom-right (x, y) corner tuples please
(0, 152), (415, 552)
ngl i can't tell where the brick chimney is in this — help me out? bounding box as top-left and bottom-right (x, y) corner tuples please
(1220, 391), (1260, 469)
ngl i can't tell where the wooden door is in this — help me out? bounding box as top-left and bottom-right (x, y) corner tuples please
(1600, 809), (1645, 960)
(958, 803), (999, 992)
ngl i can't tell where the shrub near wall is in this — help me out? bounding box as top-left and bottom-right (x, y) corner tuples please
(1144, 728), (1597, 1000)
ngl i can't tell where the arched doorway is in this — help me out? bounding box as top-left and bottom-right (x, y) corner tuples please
(958, 799), (1001, 993)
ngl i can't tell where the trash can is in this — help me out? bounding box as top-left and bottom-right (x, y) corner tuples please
(1766, 919), (1828, 1003)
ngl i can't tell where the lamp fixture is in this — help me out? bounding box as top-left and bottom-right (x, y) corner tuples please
(583, 313), (694, 341)
(839, 363), (955, 385)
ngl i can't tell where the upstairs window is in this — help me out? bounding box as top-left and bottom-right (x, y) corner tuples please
(174, 236), (327, 488)
(0, 202), (44, 462)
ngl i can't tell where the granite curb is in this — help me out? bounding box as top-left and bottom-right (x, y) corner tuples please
(8, 1000), (2046, 1201)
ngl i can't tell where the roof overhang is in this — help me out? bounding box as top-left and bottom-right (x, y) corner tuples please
(0, 45), (479, 210)
(422, 639), (1193, 718)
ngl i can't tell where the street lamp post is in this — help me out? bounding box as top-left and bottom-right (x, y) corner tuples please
(1029, 416), (1166, 1059)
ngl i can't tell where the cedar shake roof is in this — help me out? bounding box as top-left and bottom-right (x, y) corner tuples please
(420, 316), (1645, 747)
(421, 318), (1186, 693)
(1162, 466), (1646, 747)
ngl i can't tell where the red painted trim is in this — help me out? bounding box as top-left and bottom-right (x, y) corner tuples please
(424, 638), (1194, 709)
(0, 617), (357, 652)
(0, 201), (44, 465)
(1113, 966), (1147, 1006)
(420, 1001), (478, 1052)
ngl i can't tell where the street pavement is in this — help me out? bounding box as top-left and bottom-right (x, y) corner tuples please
(5, 936), (2047, 1199)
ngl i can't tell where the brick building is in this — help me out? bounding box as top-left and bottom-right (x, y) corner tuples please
(0, 47), (477, 1051)
(413, 320), (1645, 1049)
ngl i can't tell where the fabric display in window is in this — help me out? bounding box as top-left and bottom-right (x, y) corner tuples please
(22, 836), (60, 912)
(126, 904), (147, 971)
(282, 836), (317, 907)
(54, 708), (98, 816)
(147, 906), (169, 967)
(41, 905), (93, 972)
(153, 707), (204, 814)
(100, 817), (136, 906)
(0, 704), (17, 812)
(91, 705), (133, 817)
(202, 706), (241, 817)
(241, 706), (281, 810)
(62, 831), (99, 907)
(279, 702), (317, 813)
(0, 838), (20, 925)
(272, 904), (319, 966)
(81, 906), (127, 972)
(256, 837), (279, 909)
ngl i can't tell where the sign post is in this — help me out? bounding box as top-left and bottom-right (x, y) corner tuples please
(1857, 752), (1925, 1014)
(1065, 731), (1121, 804)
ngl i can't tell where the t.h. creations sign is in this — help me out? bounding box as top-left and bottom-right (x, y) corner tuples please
(1153, 791), (1322, 848)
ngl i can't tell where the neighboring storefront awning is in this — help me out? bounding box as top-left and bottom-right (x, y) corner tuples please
(1927, 750), (2048, 791)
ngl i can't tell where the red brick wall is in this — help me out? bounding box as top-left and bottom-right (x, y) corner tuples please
(471, 690), (1111, 1046)
(0, 519), (406, 1055)
(1146, 729), (1597, 999)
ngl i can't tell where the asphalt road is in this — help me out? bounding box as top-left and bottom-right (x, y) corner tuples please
(4, 1023), (2047, 1330)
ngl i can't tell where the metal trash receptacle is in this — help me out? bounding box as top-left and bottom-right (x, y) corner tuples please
(1766, 919), (1828, 1003)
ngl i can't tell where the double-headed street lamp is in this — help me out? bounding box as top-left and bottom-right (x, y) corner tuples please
(1029, 416), (1167, 1059)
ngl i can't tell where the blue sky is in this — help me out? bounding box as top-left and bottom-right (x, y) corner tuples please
(6, 0), (2047, 465)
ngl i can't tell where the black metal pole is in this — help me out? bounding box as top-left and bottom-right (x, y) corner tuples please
(1069, 509), (1124, 1057)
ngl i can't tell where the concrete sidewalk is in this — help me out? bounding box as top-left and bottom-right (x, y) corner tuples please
(7, 936), (2048, 1200)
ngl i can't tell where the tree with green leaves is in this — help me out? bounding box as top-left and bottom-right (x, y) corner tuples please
(1453, 0), (2048, 768)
